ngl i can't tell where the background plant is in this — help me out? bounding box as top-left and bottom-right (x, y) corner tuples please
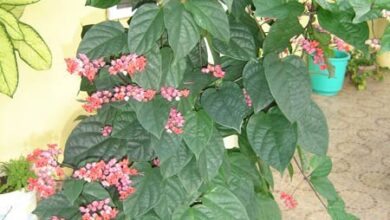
(33, 0), (390, 219)
(0, 0), (52, 98)
(0, 156), (35, 194)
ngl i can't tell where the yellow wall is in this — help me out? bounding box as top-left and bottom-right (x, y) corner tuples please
(0, 0), (106, 162)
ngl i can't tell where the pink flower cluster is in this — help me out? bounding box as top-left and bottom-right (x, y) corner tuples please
(365, 38), (381, 52)
(165, 108), (185, 134)
(382, 10), (390, 21)
(73, 158), (138, 200)
(65, 54), (105, 82)
(82, 85), (157, 112)
(333, 37), (350, 52)
(160, 87), (190, 101)
(101, 126), (113, 137)
(243, 89), (252, 107)
(201, 64), (225, 78)
(280, 192), (298, 209)
(152, 158), (160, 167)
(27, 144), (64, 198)
(80, 199), (118, 220)
(300, 39), (327, 70)
(108, 54), (147, 76)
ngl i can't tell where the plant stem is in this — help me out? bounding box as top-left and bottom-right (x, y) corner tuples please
(293, 157), (328, 210)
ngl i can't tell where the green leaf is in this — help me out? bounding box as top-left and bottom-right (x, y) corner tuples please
(0, 25), (18, 97)
(228, 152), (262, 190)
(247, 109), (298, 172)
(220, 56), (247, 81)
(310, 155), (332, 178)
(185, 0), (230, 42)
(0, 0), (39, 5)
(185, 40), (208, 69)
(81, 182), (112, 202)
(201, 82), (247, 132)
(160, 47), (187, 87)
(380, 24), (390, 53)
(178, 157), (203, 195)
(128, 4), (164, 54)
(12, 22), (52, 70)
(243, 60), (273, 113)
(264, 54), (311, 122)
(85, 0), (121, 9)
(94, 68), (124, 91)
(349, 0), (381, 23)
(310, 176), (338, 201)
(164, 0), (200, 59)
(297, 100), (329, 155)
(254, 194), (282, 220)
(0, 8), (22, 39)
(63, 179), (85, 204)
(124, 166), (163, 218)
(230, 0), (251, 19)
(183, 110), (213, 159)
(253, 0), (304, 19)
(77, 21), (127, 59)
(198, 130), (225, 182)
(172, 205), (209, 220)
(130, 97), (170, 138)
(132, 46), (163, 90)
(327, 197), (359, 220)
(1, 5), (25, 19)
(33, 193), (81, 220)
(63, 109), (154, 167)
(201, 186), (250, 220)
(212, 20), (256, 61)
(317, 8), (369, 51)
(151, 132), (182, 163)
(160, 143), (193, 179)
(263, 18), (303, 55)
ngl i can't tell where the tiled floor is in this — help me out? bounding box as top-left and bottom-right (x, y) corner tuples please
(276, 77), (390, 220)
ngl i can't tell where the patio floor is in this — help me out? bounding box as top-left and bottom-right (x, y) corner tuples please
(275, 77), (390, 220)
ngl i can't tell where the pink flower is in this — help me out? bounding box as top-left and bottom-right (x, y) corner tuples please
(165, 108), (185, 134)
(333, 37), (350, 52)
(73, 158), (138, 200)
(243, 89), (252, 107)
(108, 54), (147, 77)
(300, 39), (327, 69)
(160, 87), (190, 101)
(365, 38), (381, 52)
(101, 126), (113, 137)
(65, 54), (105, 82)
(201, 64), (225, 78)
(152, 158), (160, 167)
(80, 199), (118, 220)
(280, 192), (298, 209)
(382, 10), (390, 21)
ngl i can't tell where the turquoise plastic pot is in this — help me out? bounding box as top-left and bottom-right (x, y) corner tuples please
(309, 50), (351, 96)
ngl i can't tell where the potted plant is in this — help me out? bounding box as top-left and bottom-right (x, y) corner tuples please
(31, 0), (390, 220)
(0, 157), (37, 220)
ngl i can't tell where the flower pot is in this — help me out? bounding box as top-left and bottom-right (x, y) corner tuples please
(0, 190), (37, 220)
(309, 50), (351, 96)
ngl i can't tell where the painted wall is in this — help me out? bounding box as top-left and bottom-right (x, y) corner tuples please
(0, 0), (106, 162)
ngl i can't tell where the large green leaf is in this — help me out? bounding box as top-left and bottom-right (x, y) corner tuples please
(63, 109), (154, 167)
(132, 46), (163, 90)
(185, 0), (230, 42)
(247, 109), (298, 172)
(124, 165), (163, 218)
(130, 97), (170, 138)
(0, 0), (39, 5)
(160, 47), (187, 88)
(264, 54), (311, 123)
(212, 20), (256, 61)
(254, 194), (282, 220)
(327, 197), (359, 220)
(197, 130), (225, 182)
(178, 157), (203, 195)
(154, 176), (190, 219)
(183, 110), (213, 159)
(1, 5), (25, 19)
(172, 205), (209, 220)
(349, 0), (381, 23)
(81, 182), (112, 202)
(380, 24), (390, 53)
(128, 4), (164, 54)
(151, 132), (182, 163)
(85, 0), (121, 8)
(0, 8), (22, 39)
(0, 25), (18, 97)
(12, 22), (52, 70)
(263, 18), (303, 55)
(228, 152), (262, 190)
(230, 0), (251, 19)
(310, 176), (338, 201)
(253, 0), (304, 19)
(201, 186), (250, 220)
(33, 193), (81, 220)
(159, 143), (193, 179)
(243, 61), (273, 113)
(62, 179), (85, 204)
(164, 0), (200, 59)
(201, 82), (247, 132)
(317, 8), (369, 51)
(310, 155), (332, 178)
(297, 100), (329, 155)
(77, 21), (127, 59)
